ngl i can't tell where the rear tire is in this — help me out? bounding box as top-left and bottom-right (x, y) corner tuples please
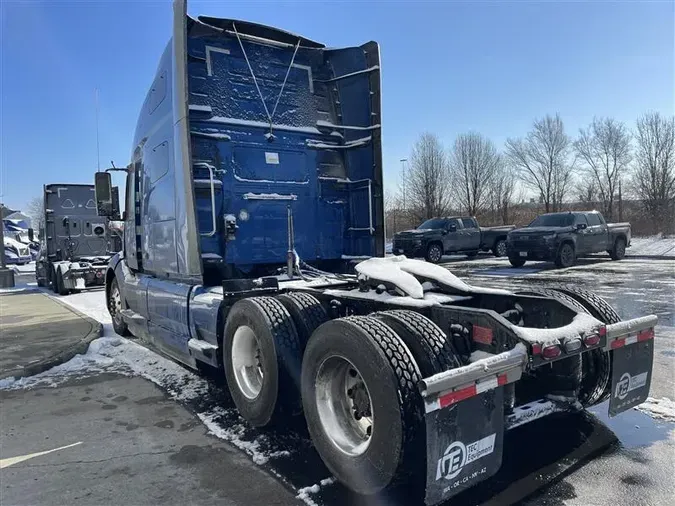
(610, 237), (626, 260)
(549, 286), (621, 406)
(302, 316), (424, 496)
(276, 292), (328, 351)
(493, 239), (507, 257)
(555, 243), (576, 268)
(373, 310), (460, 376)
(425, 243), (443, 264)
(56, 270), (69, 296)
(509, 256), (526, 267)
(224, 297), (303, 427)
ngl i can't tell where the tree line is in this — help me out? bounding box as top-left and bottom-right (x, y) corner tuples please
(387, 112), (675, 236)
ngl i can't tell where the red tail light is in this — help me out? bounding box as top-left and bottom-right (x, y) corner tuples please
(598, 326), (607, 337)
(584, 334), (601, 347)
(542, 345), (561, 359)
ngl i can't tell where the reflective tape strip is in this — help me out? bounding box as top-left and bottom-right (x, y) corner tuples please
(610, 328), (654, 350)
(425, 373), (508, 413)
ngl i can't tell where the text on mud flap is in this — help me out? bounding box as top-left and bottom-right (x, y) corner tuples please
(614, 371), (648, 400)
(436, 433), (496, 481)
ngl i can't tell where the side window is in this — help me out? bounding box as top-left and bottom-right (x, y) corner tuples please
(586, 213), (601, 226)
(461, 217), (477, 229)
(446, 218), (460, 230)
(575, 214), (589, 226)
(147, 141), (169, 183)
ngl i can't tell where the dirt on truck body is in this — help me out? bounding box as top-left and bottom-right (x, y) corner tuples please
(92, 2), (658, 504)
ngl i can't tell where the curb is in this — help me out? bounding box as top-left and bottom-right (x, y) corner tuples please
(0, 293), (103, 381)
(625, 255), (674, 260)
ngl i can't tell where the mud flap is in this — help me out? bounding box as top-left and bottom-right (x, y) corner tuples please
(425, 389), (504, 505)
(608, 340), (654, 417)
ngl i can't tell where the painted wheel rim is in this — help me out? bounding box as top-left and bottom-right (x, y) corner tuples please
(231, 326), (264, 400)
(315, 356), (373, 456)
(496, 241), (507, 256)
(561, 245), (574, 266)
(617, 241), (625, 257)
(429, 246), (442, 262)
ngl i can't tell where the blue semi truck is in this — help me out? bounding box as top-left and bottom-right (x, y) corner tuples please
(93, 2), (657, 503)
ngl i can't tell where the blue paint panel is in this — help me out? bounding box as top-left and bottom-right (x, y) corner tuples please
(185, 19), (383, 276)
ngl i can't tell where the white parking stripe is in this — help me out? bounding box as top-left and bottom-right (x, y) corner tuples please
(0, 441), (82, 468)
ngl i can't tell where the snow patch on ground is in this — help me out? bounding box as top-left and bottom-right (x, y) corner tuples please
(629, 235), (675, 257)
(296, 477), (336, 506)
(636, 397), (675, 422)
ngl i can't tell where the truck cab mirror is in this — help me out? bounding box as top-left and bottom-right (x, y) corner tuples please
(576, 223), (587, 230)
(94, 171), (114, 217)
(28, 228), (34, 242)
(447, 224), (457, 233)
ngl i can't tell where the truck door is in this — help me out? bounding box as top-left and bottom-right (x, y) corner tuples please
(443, 218), (462, 253)
(586, 213), (607, 253)
(574, 214), (592, 254)
(460, 217), (481, 251)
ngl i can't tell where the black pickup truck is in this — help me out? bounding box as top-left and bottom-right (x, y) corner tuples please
(392, 216), (515, 263)
(507, 211), (631, 268)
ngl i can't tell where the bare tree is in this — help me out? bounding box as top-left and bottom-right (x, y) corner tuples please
(575, 179), (598, 204)
(405, 133), (452, 221)
(574, 117), (632, 220)
(631, 112), (675, 233)
(505, 114), (574, 213)
(25, 196), (44, 231)
(451, 132), (500, 216)
(489, 164), (518, 225)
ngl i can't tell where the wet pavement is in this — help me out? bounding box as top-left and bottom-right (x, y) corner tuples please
(5, 258), (675, 506)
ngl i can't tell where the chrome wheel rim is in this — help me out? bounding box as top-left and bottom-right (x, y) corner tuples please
(231, 326), (264, 400)
(315, 356), (373, 456)
(109, 284), (123, 323)
(496, 241), (507, 257)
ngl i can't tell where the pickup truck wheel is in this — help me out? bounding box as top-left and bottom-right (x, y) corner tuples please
(276, 292), (327, 351)
(108, 277), (130, 336)
(555, 243), (576, 268)
(549, 286), (621, 406)
(493, 239), (507, 257)
(374, 310), (461, 376)
(224, 297), (302, 427)
(302, 316), (423, 495)
(610, 237), (626, 260)
(425, 243), (443, 264)
(509, 256), (526, 267)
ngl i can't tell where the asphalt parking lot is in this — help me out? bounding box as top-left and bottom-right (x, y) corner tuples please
(2, 256), (673, 506)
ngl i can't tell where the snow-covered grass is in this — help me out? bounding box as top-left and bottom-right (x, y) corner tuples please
(629, 235), (675, 257)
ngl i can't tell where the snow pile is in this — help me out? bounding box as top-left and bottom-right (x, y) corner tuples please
(636, 397), (675, 422)
(355, 256), (424, 298)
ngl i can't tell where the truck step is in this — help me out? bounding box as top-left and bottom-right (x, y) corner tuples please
(187, 338), (219, 367)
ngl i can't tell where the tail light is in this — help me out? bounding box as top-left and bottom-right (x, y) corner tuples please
(584, 334), (601, 347)
(542, 345), (561, 359)
(598, 326), (607, 337)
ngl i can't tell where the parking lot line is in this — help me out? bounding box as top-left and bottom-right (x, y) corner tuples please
(0, 441), (82, 468)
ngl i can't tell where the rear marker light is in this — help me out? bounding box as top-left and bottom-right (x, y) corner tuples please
(542, 345), (561, 359)
(531, 344), (542, 355)
(598, 326), (607, 337)
(584, 334), (601, 347)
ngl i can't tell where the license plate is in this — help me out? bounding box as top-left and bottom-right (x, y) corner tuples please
(608, 339), (654, 417)
(519, 251), (527, 257)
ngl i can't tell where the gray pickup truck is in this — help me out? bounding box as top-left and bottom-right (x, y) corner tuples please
(507, 211), (631, 268)
(393, 216), (515, 263)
